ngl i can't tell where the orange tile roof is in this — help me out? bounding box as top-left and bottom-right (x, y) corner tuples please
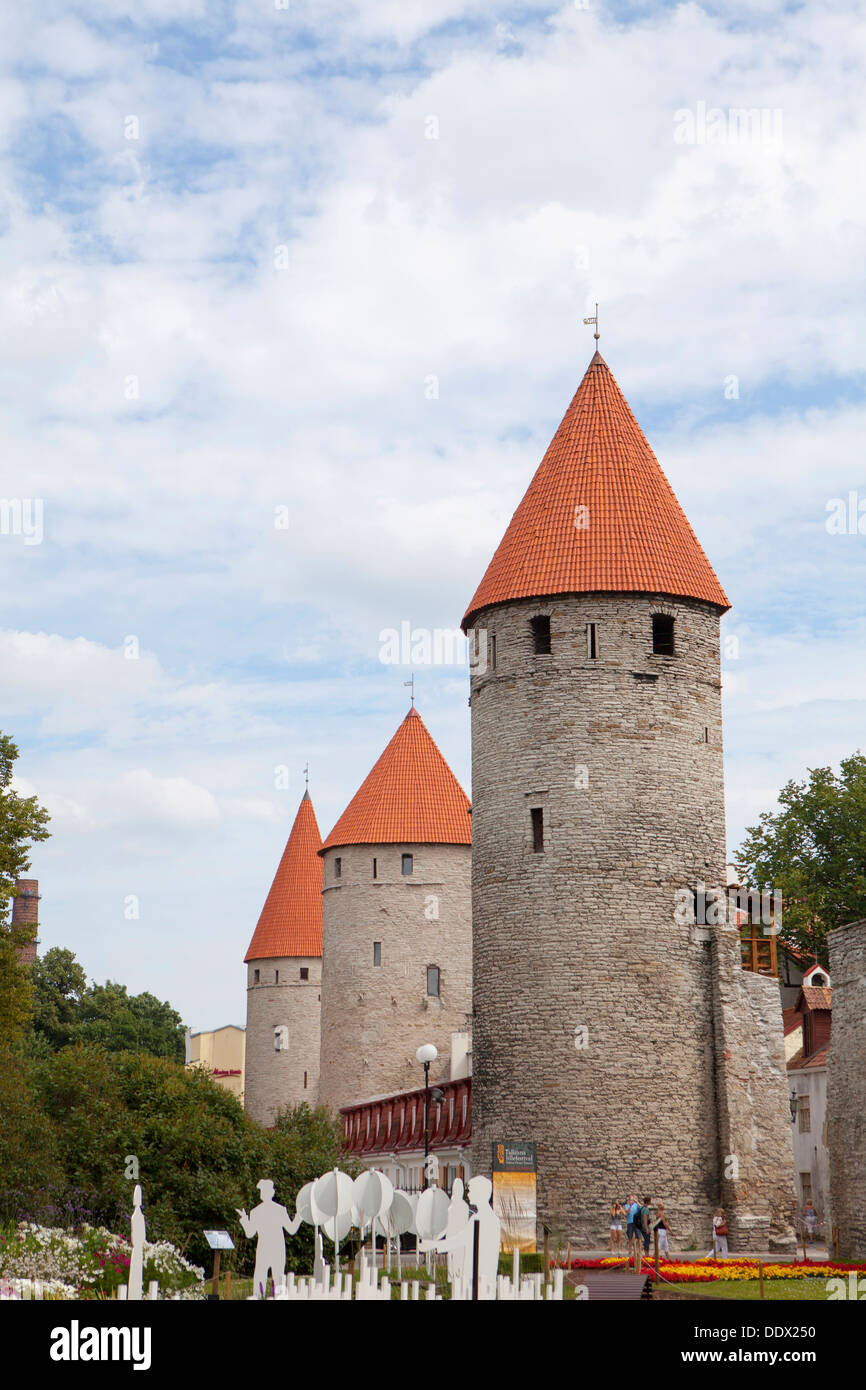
(321, 707), (471, 850)
(799, 985), (833, 1011)
(244, 792), (323, 961)
(462, 351), (730, 628)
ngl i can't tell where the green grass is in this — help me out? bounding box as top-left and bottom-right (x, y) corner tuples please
(671, 1278), (831, 1301)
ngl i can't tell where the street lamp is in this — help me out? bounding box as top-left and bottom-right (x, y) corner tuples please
(416, 1043), (438, 1189)
(789, 1090), (799, 1124)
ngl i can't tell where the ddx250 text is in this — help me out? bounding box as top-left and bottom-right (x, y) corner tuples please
(695, 1327), (815, 1340)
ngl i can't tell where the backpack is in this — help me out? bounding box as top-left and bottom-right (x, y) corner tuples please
(638, 1205), (649, 1232)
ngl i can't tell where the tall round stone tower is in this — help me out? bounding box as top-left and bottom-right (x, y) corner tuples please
(318, 707), (472, 1112)
(462, 349), (795, 1249)
(244, 790), (323, 1126)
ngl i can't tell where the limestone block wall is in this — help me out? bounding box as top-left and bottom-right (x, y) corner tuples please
(827, 919), (866, 1260)
(319, 842), (471, 1111)
(244, 955), (322, 1127)
(711, 927), (797, 1250)
(468, 590), (793, 1249)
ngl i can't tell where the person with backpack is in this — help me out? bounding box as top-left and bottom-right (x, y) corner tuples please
(638, 1196), (652, 1255)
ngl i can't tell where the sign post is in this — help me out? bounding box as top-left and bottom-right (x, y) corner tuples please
(203, 1231), (235, 1301)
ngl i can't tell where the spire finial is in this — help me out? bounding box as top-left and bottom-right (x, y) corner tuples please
(303, 761), (309, 792)
(583, 301), (600, 347)
(403, 674), (415, 707)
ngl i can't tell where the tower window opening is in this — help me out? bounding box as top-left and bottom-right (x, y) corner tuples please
(401, 853), (413, 876)
(491, 633), (497, 669)
(253, 968), (260, 984)
(704, 727), (709, 743)
(373, 941), (382, 966)
(300, 967), (309, 981)
(587, 622), (597, 659)
(530, 614), (551, 655)
(274, 969), (279, 983)
(531, 807), (544, 853)
(652, 614), (675, 655)
(427, 965), (441, 997)
(304, 1071), (308, 1089)
(372, 857), (377, 879)
(334, 856), (342, 879)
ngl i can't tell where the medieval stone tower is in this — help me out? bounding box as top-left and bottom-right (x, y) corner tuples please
(462, 349), (795, 1250)
(318, 707), (472, 1111)
(244, 790), (323, 1126)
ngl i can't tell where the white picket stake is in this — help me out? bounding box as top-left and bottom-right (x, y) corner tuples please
(400, 1280), (409, 1300)
(147, 1280), (159, 1301)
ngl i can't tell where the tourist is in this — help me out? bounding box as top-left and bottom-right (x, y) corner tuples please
(803, 1201), (818, 1243)
(609, 1200), (625, 1252)
(711, 1208), (729, 1259)
(624, 1193), (640, 1258)
(639, 1196), (652, 1255)
(654, 1203), (674, 1258)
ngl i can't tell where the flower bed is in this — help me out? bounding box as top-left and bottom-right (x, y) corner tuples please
(562, 1256), (866, 1283)
(0, 1222), (205, 1299)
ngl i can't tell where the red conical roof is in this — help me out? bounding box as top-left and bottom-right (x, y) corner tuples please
(321, 708), (471, 850)
(244, 793), (323, 961)
(462, 351), (729, 627)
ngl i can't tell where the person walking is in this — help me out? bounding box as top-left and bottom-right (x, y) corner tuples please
(803, 1201), (818, 1244)
(654, 1203), (674, 1259)
(609, 1200), (625, 1252)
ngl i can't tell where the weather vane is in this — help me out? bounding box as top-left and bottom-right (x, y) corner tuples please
(303, 762), (309, 791)
(404, 674), (415, 707)
(583, 302), (600, 345)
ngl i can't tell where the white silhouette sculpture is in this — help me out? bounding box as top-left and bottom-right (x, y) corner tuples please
(443, 1178), (470, 1283)
(237, 1179), (302, 1298)
(128, 1184), (145, 1301)
(311, 1169), (354, 1270)
(419, 1175), (501, 1295)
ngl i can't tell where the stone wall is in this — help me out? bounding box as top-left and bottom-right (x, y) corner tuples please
(244, 955), (322, 1126)
(319, 842), (471, 1111)
(468, 590), (794, 1249)
(827, 919), (866, 1260)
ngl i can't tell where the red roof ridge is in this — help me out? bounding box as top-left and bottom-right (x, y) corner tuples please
(462, 351), (729, 628)
(244, 793), (323, 961)
(321, 707), (471, 850)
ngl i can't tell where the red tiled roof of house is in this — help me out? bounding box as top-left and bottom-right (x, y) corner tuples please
(321, 708), (471, 850)
(462, 351), (730, 628)
(782, 1007), (803, 1037)
(799, 985), (833, 1011)
(244, 792), (323, 961)
(788, 1044), (831, 1071)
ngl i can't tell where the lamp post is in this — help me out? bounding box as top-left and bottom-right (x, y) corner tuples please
(416, 1044), (438, 1189)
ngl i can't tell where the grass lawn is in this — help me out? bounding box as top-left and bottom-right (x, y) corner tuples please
(671, 1278), (830, 1301)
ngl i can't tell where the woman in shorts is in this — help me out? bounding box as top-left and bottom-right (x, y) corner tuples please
(609, 1200), (625, 1252)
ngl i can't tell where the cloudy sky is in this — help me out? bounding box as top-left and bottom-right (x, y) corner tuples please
(1, 0), (863, 1028)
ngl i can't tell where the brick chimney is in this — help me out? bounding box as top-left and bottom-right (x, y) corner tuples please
(11, 879), (39, 965)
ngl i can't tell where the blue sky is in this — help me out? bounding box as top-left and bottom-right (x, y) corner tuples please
(1, 0), (864, 1027)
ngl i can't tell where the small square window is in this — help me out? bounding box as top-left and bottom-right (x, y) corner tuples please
(401, 853), (413, 876)
(530, 614), (551, 655)
(300, 967), (309, 981)
(531, 807), (544, 853)
(373, 941), (382, 967)
(334, 856), (342, 879)
(652, 614), (675, 656)
(427, 965), (440, 997)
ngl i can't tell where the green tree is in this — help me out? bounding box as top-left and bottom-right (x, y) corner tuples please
(0, 733), (51, 1044)
(30, 947), (88, 1050)
(735, 752), (866, 964)
(74, 981), (186, 1061)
